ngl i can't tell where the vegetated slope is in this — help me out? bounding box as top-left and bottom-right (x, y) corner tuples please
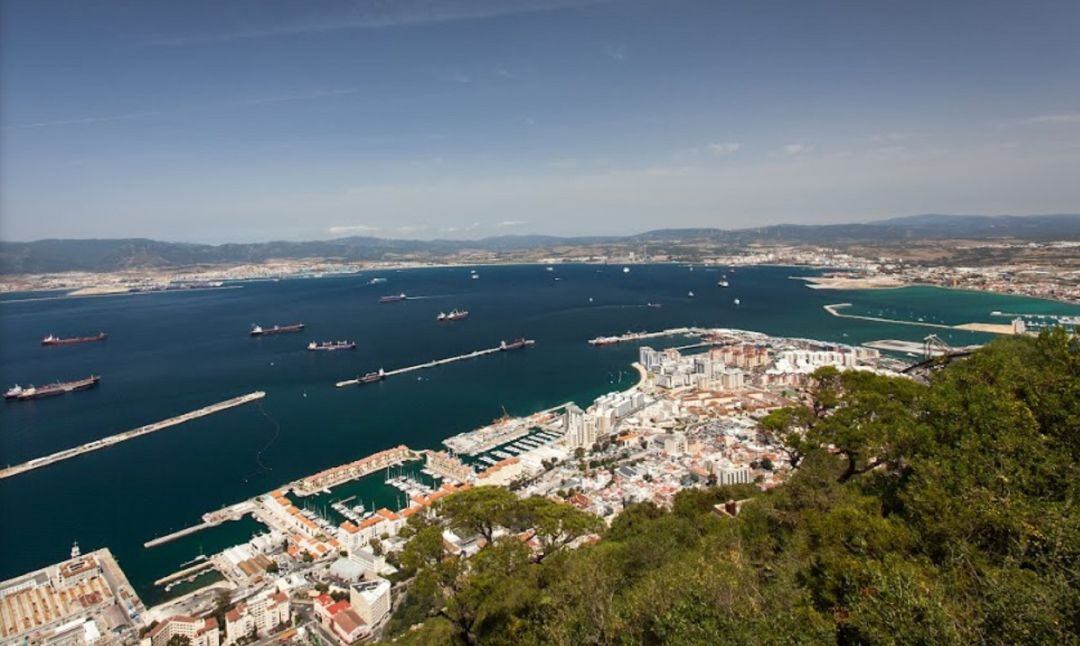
(382, 329), (1078, 645)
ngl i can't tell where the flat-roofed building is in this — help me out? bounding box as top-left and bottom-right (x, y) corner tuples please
(142, 615), (219, 646)
(350, 578), (391, 627)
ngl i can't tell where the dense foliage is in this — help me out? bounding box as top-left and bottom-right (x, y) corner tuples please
(383, 330), (1079, 645)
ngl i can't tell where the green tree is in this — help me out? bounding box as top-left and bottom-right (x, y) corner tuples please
(437, 486), (519, 543)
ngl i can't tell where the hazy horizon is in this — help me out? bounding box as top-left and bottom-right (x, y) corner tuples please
(3, 0), (1079, 243)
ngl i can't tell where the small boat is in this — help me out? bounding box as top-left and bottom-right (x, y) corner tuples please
(688, 291), (695, 297)
(717, 281), (730, 288)
(734, 298), (741, 305)
(471, 273), (480, 280)
(379, 293), (407, 303)
(546, 266), (554, 272)
(368, 277), (387, 284)
(647, 302), (662, 308)
(623, 267), (630, 273)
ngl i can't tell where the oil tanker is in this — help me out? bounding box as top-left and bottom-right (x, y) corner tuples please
(5, 375), (100, 401)
(251, 323), (304, 336)
(308, 341), (357, 351)
(41, 332), (107, 346)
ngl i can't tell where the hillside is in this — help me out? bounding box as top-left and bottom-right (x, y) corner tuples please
(380, 329), (1078, 645)
(2, 214), (1078, 274)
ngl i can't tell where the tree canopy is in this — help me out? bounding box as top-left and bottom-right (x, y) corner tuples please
(382, 329), (1079, 645)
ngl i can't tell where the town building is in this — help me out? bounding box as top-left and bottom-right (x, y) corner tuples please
(142, 616), (219, 646)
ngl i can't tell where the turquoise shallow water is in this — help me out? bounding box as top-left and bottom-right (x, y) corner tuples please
(1, 264), (1076, 603)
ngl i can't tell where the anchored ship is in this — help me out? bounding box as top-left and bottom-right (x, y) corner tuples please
(500, 338), (534, 351)
(308, 341), (357, 351)
(41, 332), (107, 346)
(437, 309), (470, 322)
(379, 293), (407, 303)
(358, 369), (386, 384)
(588, 336), (621, 346)
(251, 323), (304, 336)
(5, 375), (100, 401)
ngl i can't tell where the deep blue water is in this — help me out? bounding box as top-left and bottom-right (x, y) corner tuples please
(2, 264), (1075, 602)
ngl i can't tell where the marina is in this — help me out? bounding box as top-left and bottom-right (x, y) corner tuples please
(335, 338), (536, 387)
(0, 392), (266, 481)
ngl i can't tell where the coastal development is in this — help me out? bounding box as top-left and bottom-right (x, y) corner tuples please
(0, 392), (266, 480)
(0, 316), (1062, 644)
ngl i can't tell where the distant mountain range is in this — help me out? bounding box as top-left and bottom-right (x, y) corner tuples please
(2, 214), (1078, 274)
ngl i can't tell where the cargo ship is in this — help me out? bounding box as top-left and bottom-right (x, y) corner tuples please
(5, 375), (100, 401)
(436, 309), (469, 322)
(41, 332), (107, 346)
(379, 293), (407, 303)
(500, 338), (534, 351)
(251, 323), (304, 336)
(358, 369), (385, 384)
(308, 341), (357, 351)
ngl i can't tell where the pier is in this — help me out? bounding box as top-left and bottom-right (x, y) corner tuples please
(824, 303), (1018, 335)
(144, 501), (255, 548)
(0, 392), (267, 481)
(335, 340), (536, 388)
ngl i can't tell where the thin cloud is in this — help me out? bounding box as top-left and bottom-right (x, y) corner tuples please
(603, 44), (627, 61)
(238, 87), (361, 106)
(782, 143), (811, 155)
(497, 220), (526, 227)
(12, 110), (163, 130)
(149, 0), (608, 46)
(11, 88), (359, 131)
(709, 142), (741, 155)
(396, 224), (429, 233)
(328, 224), (381, 234)
(1021, 113), (1080, 124)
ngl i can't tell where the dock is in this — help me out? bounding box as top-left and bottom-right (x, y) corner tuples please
(154, 559), (215, 587)
(335, 340), (536, 388)
(0, 392), (266, 481)
(588, 327), (703, 346)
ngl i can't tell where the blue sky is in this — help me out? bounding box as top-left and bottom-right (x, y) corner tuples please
(2, 0), (1079, 242)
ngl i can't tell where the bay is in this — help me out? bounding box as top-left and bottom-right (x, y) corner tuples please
(1, 264), (1075, 602)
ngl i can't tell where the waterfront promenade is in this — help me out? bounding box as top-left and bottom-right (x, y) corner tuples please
(0, 392), (266, 480)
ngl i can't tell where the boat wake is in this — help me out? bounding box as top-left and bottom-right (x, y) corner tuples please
(242, 402), (282, 483)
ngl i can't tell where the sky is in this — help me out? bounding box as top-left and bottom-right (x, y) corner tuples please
(1, 0), (1079, 243)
